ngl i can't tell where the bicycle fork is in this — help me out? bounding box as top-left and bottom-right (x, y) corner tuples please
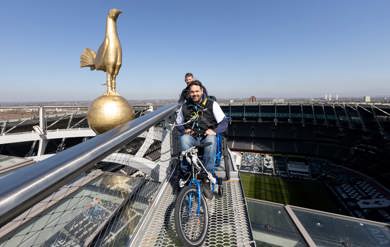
(188, 179), (202, 216)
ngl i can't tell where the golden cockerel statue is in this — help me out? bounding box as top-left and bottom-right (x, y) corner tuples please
(80, 8), (122, 95)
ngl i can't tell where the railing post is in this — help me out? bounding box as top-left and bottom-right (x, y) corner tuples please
(156, 119), (173, 182)
(0, 121), (6, 135)
(37, 106), (48, 156)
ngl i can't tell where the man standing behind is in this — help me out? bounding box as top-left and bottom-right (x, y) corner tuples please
(178, 73), (209, 103)
(184, 72), (193, 84)
(176, 80), (228, 198)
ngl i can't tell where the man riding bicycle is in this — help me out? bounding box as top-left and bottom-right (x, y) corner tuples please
(176, 80), (228, 199)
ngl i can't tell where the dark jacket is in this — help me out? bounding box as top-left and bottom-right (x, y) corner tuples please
(182, 98), (217, 136)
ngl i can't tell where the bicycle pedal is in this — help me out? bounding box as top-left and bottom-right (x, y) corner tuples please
(207, 174), (216, 185)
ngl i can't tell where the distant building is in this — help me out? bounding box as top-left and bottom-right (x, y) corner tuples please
(272, 98), (285, 103)
(364, 96), (371, 102)
(249, 96), (256, 102)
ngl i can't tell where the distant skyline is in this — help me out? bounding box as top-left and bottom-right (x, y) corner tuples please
(1, 0), (390, 102)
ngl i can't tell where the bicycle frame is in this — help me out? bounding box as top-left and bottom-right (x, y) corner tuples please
(179, 146), (216, 216)
(188, 178), (202, 216)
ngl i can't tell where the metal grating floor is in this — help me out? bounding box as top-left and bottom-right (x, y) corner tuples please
(138, 170), (255, 246)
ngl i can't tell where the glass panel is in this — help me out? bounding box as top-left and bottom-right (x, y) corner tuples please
(0, 155), (31, 173)
(0, 173), (144, 247)
(292, 206), (390, 247)
(247, 199), (307, 247)
(98, 180), (161, 246)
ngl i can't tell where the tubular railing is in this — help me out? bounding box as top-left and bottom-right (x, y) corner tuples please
(0, 103), (178, 227)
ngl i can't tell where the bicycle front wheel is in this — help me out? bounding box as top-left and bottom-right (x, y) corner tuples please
(175, 186), (209, 246)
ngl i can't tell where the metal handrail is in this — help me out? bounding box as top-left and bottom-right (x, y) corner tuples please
(0, 103), (178, 227)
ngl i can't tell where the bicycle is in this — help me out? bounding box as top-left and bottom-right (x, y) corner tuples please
(174, 143), (223, 246)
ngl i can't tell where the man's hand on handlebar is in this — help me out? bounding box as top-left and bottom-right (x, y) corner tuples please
(184, 128), (216, 136)
(184, 129), (194, 135)
(204, 129), (216, 136)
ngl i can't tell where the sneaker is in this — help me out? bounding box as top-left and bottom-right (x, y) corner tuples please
(202, 179), (214, 200)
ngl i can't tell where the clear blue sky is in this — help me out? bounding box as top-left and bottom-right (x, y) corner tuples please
(1, 0), (390, 102)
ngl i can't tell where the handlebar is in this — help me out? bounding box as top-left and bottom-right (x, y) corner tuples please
(180, 142), (212, 157)
(179, 143), (216, 185)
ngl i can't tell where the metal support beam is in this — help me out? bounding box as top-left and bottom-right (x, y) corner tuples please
(136, 127), (155, 158)
(66, 114), (73, 130)
(39, 106), (46, 133)
(57, 113), (74, 152)
(155, 122), (173, 182)
(37, 106), (48, 156)
(357, 104), (371, 114)
(346, 104), (357, 111)
(311, 104), (317, 125)
(70, 116), (87, 129)
(372, 104), (390, 117)
(3, 119), (29, 135)
(243, 104), (246, 122)
(300, 104), (305, 127)
(37, 136), (48, 157)
(274, 104), (278, 126)
(1, 121), (6, 135)
(288, 103), (292, 123)
(258, 103), (262, 122)
(229, 103), (232, 120)
(371, 105), (384, 135)
(342, 104), (353, 129)
(322, 104), (328, 127)
(332, 104), (341, 130)
(26, 140), (37, 157)
(284, 206), (317, 247)
(352, 105), (367, 131)
(46, 113), (68, 129)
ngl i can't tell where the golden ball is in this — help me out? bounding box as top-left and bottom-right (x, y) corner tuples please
(87, 94), (134, 134)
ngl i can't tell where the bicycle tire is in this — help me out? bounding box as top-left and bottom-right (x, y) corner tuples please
(175, 186), (209, 246)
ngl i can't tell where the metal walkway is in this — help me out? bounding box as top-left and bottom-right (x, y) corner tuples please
(132, 161), (255, 247)
(0, 104), (256, 246)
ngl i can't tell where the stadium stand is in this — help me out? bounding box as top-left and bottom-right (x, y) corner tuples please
(224, 103), (390, 223)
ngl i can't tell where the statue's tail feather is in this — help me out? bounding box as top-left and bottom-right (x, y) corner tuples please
(80, 48), (96, 69)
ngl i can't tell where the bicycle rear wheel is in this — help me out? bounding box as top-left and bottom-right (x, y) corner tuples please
(175, 186), (209, 246)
